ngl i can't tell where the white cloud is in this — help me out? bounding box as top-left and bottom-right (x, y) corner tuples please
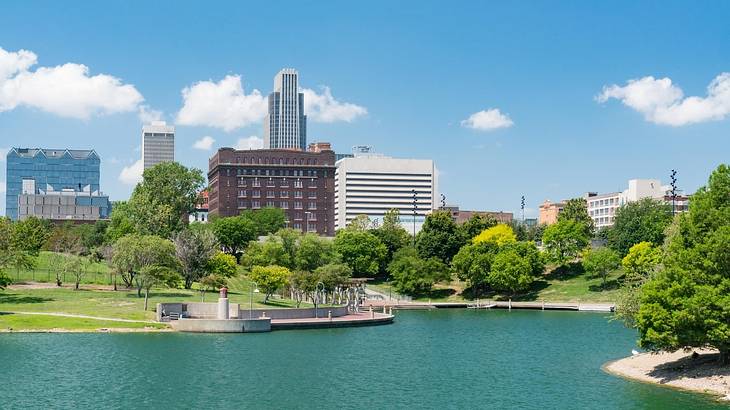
(596, 73), (730, 126)
(176, 75), (267, 131)
(235, 136), (263, 150)
(193, 136), (215, 151)
(138, 105), (163, 123)
(461, 108), (514, 131)
(118, 159), (143, 185)
(302, 86), (367, 123)
(0, 46), (145, 119)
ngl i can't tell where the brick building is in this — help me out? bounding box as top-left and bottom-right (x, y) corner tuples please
(208, 146), (336, 235)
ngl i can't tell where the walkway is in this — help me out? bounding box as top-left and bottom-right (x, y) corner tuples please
(270, 311), (394, 330)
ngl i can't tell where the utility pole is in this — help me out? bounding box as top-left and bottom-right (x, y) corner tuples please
(521, 195), (525, 223)
(440, 193), (446, 210)
(412, 189), (418, 247)
(670, 169), (678, 216)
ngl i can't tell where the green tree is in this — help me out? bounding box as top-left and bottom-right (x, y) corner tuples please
(314, 262), (352, 292)
(473, 223), (517, 246)
(542, 220), (590, 266)
(635, 165), (730, 363)
(294, 234), (338, 272)
(242, 207), (287, 236)
(241, 238), (291, 270)
(173, 227), (218, 289)
(207, 252), (238, 278)
(582, 247), (620, 287)
(288, 270), (319, 307)
(333, 230), (387, 277)
(461, 213), (498, 242)
(346, 214), (373, 231)
(372, 209), (411, 268)
(65, 255), (92, 290)
(622, 242), (661, 283)
(488, 249), (534, 296)
(388, 247), (450, 296)
(212, 215), (257, 260)
(415, 210), (462, 264)
(198, 274), (228, 302)
(128, 162), (205, 238)
(607, 198), (672, 256)
(137, 265), (181, 310)
(249, 265), (290, 303)
(558, 198), (595, 237)
(276, 228), (301, 265)
(111, 235), (179, 294)
(106, 201), (135, 244)
(451, 241), (499, 296)
(11, 216), (51, 256)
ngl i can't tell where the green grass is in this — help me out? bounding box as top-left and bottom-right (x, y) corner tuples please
(368, 266), (624, 304)
(0, 312), (168, 331)
(8, 251), (112, 285)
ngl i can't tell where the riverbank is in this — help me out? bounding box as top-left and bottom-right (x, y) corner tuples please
(604, 349), (730, 401)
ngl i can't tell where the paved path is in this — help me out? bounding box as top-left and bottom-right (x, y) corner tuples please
(0, 311), (157, 324)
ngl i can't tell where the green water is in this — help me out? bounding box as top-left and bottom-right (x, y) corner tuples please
(0, 310), (726, 409)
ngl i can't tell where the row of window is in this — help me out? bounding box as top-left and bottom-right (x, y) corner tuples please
(237, 178), (319, 188)
(237, 201), (318, 210)
(589, 197), (618, 208)
(238, 190), (316, 199)
(228, 157), (324, 166)
(225, 168), (324, 177)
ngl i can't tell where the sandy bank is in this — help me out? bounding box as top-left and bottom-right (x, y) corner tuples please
(604, 349), (730, 401)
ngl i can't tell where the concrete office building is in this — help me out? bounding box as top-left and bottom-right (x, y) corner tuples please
(5, 148), (110, 221)
(142, 121), (175, 170)
(538, 200), (565, 225)
(586, 178), (678, 229)
(334, 147), (437, 233)
(443, 206), (513, 224)
(207, 144), (336, 235)
(263, 69), (307, 151)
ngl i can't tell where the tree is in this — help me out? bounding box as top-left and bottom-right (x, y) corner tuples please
(388, 247), (450, 296)
(558, 198), (594, 237)
(207, 252), (238, 278)
(582, 247), (620, 287)
(242, 207), (287, 236)
(127, 162), (205, 238)
(372, 209), (411, 268)
(106, 201), (135, 244)
(607, 198), (672, 256)
(346, 214), (373, 231)
(635, 165), (730, 364)
(198, 274), (228, 302)
(451, 241), (499, 296)
(249, 265), (290, 303)
(288, 270), (319, 307)
(621, 242), (661, 283)
(542, 220), (590, 266)
(488, 249), (534, 296)
(11, 216), (50, 256)
(472, 224), (517, 246)
(66, 255), (91, 290)
(333, 230), (386, 277)
(415, 210), (462, 264)
(111, 235), (179, 294)
(241, 238), (291, 270)
(173, 228), (218, 289)
(0, 219), (15, 289)
(315, 262), (352, 292)
(276, 228), (301, 265)
(212, 215), (257, 261)
(460, 213), (498, 242)
(294, 234), (338, 272)
(137, 265), (181, 310)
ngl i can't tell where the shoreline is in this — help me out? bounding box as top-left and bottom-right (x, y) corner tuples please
(0, 327), (172, 333)
(603, 349), (730, 401)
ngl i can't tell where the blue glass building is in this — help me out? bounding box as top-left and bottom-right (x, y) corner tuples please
(5, 148), (110, 221)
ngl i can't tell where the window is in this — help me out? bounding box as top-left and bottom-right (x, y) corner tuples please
(294, 201), (303, 209)
(294, 180), (303, 188)
(307, 223), (317, 232)
(238, 178), (247, 187)
(252, 190), (261, 198)
(308, 202), (317, 210)
(280, 201), (289, 209)
(238, 190), (247, 197)
(266, 191), (275, 198)
(266, 179), (275, 187)
(267, 201), (275, 207)
(238, 200), (247, 209)
(280, 191), (289, 198)
(252, 179), (261, 187)
(295, 191), (303, 198)
(307, 191), (317, 199)
(252, 201), (261, 209)
(280, 179), (289, 187)
(293, 223), (302, 231)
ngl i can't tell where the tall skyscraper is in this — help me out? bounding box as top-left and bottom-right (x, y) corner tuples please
(142, 121), (175, 169)
(264, 68), (307, 150)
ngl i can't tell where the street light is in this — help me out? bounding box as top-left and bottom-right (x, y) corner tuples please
(249, 281), (259, 319)
(670, 170), (678, 216)
(314, 281), (325, 318)
(521, 195), (526, 223)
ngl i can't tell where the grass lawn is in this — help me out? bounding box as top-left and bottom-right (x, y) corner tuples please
(368, 266), (624, 304)
(0, 312), (169, 331)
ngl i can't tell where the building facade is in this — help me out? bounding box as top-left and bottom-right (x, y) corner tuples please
(5, 148), (110, 221)
(584, 192), (621, 229)
(443, 206), (513, 224)
(538, 200), (565, 225)
(189, 190), (209, 224)
(586, 179), (679, 229)
(208, 147), (336, 235)
(263, 68), (307, 150)
(334, 148), (437, 233)
(142, 121), (175, 170)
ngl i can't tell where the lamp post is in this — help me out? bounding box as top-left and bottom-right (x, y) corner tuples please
(411, 189), (417, 247)
(670, 170), (678, 216)
(315, 281), (325, 318)
(249, 281), (259, 319)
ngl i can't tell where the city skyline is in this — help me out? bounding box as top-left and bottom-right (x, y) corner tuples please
(1, 1), (729, 217)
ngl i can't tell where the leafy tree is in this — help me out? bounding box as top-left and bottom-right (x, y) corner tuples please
(276, 228), (301, 264)
(388, 247), (450, 295)
(75, 220), (109, 253)
(460, 213), (498, 242)
(501, 241), (545, 276)
(372, 209), (411, 268)
(106, 201), (135, 244)
(294, 234), (338, 272)
(416, 210), (462, 264)
(473, 224), (517, 246)
(45, 222), (84, 255)
(249, 265), (290, 303)
(241, 238), (291, 270)
(346, 214), (373, 231)
(0, 219), (15, 288)
(333, 230), (386, 277)
(542, 220), (590, 266)
(242, 207), (287, 236)
(212, 215), (257, 260)
(111, 235), (179, 293)
(173, 227), (218, 289)
(11, 216), (50, 256)
(607, 198), (672, 256)
(288, 270), (319, 307)
(635, 165), (730, 364)
(451, 241), (499, 296)
(622, 242), (661, 283)
(207, 252), (238, 278)
(66, 255), (91, 290)
(198, 274), (228, 301)
(558, 198), (594, 237)
(128, 162), (205, 238)
(582, 247), (620, 287)
(137, 265), (181, 310)
(488, 249), (534, 296)
(314, 262), (352, 292)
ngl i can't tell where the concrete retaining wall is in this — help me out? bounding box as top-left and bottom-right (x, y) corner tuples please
(171, 318), (271, 333)
(157, 302), (348, 321)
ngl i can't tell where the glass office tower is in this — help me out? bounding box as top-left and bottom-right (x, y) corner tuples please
(263, 68), (307, 151)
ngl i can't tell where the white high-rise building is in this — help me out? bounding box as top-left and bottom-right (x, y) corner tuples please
(334, 146), (438, 233)
(586, 179), (670, 229)
(264, 68), (307, 151)
(142, 121), (175, 170)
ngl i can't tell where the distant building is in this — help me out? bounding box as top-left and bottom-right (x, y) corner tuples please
(207, 146), (336, 235)
(264, 68), (307, 150)
(443, 205), (513, 224)
(5, 148), (110, 221)
(538, 200), (565, 225)
(334, 147), (437, 233)
(142, 121), (175, 170)
(189, 190), (209, 223)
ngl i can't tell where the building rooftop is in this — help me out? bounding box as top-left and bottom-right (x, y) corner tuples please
(9, 148), (99, 160)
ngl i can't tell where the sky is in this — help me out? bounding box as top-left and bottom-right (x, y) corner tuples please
(1, 1), (729, 218)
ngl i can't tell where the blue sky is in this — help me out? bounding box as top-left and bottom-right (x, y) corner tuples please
(1, 1), (729, 217)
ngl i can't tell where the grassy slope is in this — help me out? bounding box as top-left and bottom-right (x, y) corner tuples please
(0, 313), (168, 331)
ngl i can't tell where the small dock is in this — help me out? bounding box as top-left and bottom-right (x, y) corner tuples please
(363, 300), (614, 312)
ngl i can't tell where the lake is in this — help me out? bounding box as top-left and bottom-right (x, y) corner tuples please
(0, 310), (725, 409)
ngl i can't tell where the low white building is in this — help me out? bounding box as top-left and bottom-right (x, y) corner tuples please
(586, 179), (670, 229)
(334, 147), (437, 233)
